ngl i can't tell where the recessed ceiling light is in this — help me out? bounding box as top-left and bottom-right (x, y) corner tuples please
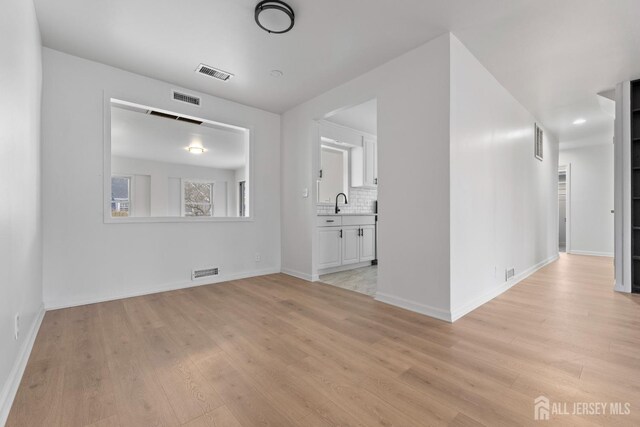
(573, 118), (586, 125)
(186, 145), (206, 154)
(255, 1), (295, 34)
(270, 69), (283, 77)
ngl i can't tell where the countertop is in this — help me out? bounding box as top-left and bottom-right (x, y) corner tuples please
(317, 213), (377, 216)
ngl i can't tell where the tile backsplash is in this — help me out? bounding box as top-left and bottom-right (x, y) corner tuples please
(317, 187), (377, 214)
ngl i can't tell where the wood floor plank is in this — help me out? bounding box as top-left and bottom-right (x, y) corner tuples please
(182, 405), (242, 427)
(7, 253), (640, 426)
(59, 363), (117, 427)
(5, 358), (65, 426)
(194, 351), (297, 427)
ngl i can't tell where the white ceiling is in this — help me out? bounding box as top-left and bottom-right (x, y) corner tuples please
(111, 106), (247, 169)
(35, 0), (640, 144)
(326, 99), (377, 135)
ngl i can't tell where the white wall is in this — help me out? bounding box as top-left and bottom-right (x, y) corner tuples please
(112, 156), (236, 217)
(282, 34), (452, 318)
(42, 48), (281, 308)
(0, 0), (44, 423)
(559, 143), (614, 256)
(449, 35), (559, 320)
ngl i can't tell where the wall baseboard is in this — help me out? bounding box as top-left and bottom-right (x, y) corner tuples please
(568, 250), (614, 258)
(281, 268), (318, 282)
(0, 303), (45, 426)
(44, 267), (281, 310)
(450, 254), (559, 322)
(374, 292), (452, 322)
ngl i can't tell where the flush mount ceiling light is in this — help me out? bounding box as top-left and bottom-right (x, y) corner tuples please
(255, 0), (295, 34)
(186, 145), (206, 154)
(270, 69), (284, 77)
(573, 118), (586, 125)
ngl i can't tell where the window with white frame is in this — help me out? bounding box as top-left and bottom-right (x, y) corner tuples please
(183, 180), (214, 216)
(111, 176), (131, 217)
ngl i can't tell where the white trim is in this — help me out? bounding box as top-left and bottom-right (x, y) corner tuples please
(619, 82), (632, 293)
(567, 163), (572, 253)
(0, 304), (45, 426)
(374, 292), (452, 323)
(569, 250), (614, 258)
(558, 164), (572, 253)
(281, 268), (319, 282)
(450, 254), (559, 322)
(44, 268), (280, 310)
(105, 216), (255, 224)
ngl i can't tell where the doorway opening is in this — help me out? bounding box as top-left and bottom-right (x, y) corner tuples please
(315, 98), (378, 296)
(559, 166), (568, 252)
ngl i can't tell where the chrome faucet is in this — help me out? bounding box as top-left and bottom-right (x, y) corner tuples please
(335, 193), (348, 214)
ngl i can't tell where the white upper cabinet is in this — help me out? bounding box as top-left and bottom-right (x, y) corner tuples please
(318, 120), (377, 190)
(351, 136), (377, 188)
(363, 137), (377, 187)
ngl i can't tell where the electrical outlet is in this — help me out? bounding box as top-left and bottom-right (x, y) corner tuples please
(255, 253), (261, 262)
(14, 313), (20, 340)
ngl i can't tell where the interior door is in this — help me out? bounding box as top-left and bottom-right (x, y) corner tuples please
(359, 225), (376, 262)
(342, 226), (360, 265)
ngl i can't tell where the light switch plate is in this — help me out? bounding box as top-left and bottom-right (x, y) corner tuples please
(302, 188), (309, 198)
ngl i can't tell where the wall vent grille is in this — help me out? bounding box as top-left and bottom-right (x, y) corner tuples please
(505, 268), (515, 281)
(192, 267), (219, 280)
(195, 64), (234, 81)
(172, 90), (201, 106)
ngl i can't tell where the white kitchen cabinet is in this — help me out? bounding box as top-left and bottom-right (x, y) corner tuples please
(342, 226), (361, 265)
(359, 225), (376, 262)
(351, 137), (377, 188)
(318, 227), (342, 269)
(363, 137), (378, 187)
(317, 216), (376, 273)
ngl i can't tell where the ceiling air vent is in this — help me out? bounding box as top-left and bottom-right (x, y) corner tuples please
(172, 90), (201, 106)
(192, 267), (219, 280)
(147, 109), (203, 125)
(195, 64), (234, 82)
(149, 110), (179, 120)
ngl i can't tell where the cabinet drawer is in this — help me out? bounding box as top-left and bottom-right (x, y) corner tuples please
(317, 216), (342, 227)
(342, 215), (375, 226)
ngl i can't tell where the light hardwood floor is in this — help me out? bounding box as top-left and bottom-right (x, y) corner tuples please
(7, 254), (640, 426)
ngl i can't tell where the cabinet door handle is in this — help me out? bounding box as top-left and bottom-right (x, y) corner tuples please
(340, 229), (343, 238)
(374, 178), (378, 185)
(359, 228), (363, 236)
(326, 219), (334, 223)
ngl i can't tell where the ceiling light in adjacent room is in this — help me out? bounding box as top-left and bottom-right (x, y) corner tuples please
(255, 1), (295, 34)
(186, 145), (206, 154)
(572, 118), (586, 125)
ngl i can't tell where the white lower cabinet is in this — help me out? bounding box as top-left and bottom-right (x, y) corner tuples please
(342, 227), (361, 265)
(317, 227), (342, 269)
(359, 225), (376, 262)
(317, 216), (376, 272)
